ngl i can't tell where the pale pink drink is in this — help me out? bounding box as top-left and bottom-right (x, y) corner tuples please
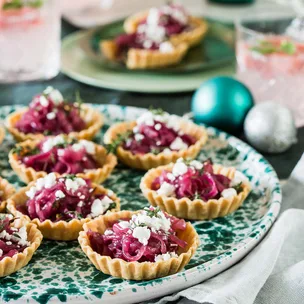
(236, 19), (304, 127)
(0, 0), (61, 82)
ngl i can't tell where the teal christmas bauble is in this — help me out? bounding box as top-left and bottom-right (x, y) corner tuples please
(191, 76), (254, 133)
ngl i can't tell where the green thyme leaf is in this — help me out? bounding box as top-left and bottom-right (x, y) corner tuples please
(279, 40), (296, 55)
(108, 202), (116, 211)
(149, 106), (165, 116)
(193, 192), (201, 200)
(106, 130), (132, 154)
(64, 174), (77, 180)
(233, 182), (243, 194)
(2, 0), (44, 10)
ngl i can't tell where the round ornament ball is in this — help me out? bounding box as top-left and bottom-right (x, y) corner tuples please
(244, 102), (297, 153)
(191, 76), (254, 133)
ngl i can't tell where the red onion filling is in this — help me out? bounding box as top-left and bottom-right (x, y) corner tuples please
(0, 215), (28, 261)
(18, 177), (115, 222)
(19, 139), (98, 175)
(15, 94), (86, 135)
(87, 208), (187, 263)
(152, 160), (233, 201)
(123, 120), (196, 155)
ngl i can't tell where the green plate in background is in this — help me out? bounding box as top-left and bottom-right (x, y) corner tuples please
(79, 19), (235, 73)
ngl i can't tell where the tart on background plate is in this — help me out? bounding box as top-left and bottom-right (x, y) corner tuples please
(7, 173), (120, 241)
(124, 3), (208, 48)
(0, 177), (16, 212)
(9, 135), (117, 184)
(140, 158), (251, 220)
(0, 213), (43, 277)
(6, 87), (103, 142)
(78, 207), (199, 280)
(104, 109), (208, 170)
(101, 3), (207, 69)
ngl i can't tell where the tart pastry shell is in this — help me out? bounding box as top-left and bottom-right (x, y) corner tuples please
(101, 40), (188, 69)
(124, 12), (208, 48)
(0, 177), (16, 212)
(104, 120), (208, 170)
(6, 105), (103, 142)
(78, 210), (199, 280)
(6, 183), (120, 241)
(9, 139), (117, 184)
(0, 222), (43, 277)
(140, 163), (251, 220)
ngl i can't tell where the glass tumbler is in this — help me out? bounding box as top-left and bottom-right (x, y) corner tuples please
(0, 0), (61, 83)
(236, 16), (304, 127)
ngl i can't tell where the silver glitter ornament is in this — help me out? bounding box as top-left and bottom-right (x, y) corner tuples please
(244, 102), (297, 153)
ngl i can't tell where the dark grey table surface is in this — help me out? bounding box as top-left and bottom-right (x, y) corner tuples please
(0, 20), (303, 179)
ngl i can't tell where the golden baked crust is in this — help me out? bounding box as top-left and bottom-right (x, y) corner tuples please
(104, 120), (208, 170)
(0, 222), (43, 277)
(124, 11), (208, 47)
(0, 177), (16, 212)
(101, 40), (188, 69)
(6, 105), (103, 142)
(140, 164), (251, 220)
(9, 139), (117, 184)
(78, 210), (199, 280)
(7, 183), (120, 241)
(0, 127), (5, 145)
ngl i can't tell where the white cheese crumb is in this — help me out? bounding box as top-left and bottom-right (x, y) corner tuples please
(170, 137), (188, 151)
(132, 226), (151, 246)
(42, 135), (65, 152)
(39, 95), (49, 107)
(90, 196), (113, 218)
(159, 41), (174, 53)
(43, 86), (64, 103)
(65, 177), (86, 193)
(135, 133), (144, 142)
(155, 252), (178, 262)
(172, 162), (188, 176)
(26, 173), (57, 199)
(55, 190), (65, 199)
(163, 148), (172, 155)
(72, 140), (95, 155)
(104, 230), (114, 236)
(118, 221), (131, 229)
(190, 160), (203, 170)
(230, 171), (249, 187)
(154, 123), (162, 130)
(0, 249), (2, 257)
(46, 112), (56, 120)
(221, 188), (237, 198)
(157, 182), (175, 197)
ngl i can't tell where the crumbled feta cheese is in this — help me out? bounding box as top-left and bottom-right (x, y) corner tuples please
(119, 221), (131, 229)
(55, 190), (65, 199)
(133, 126), (139, 133)
(159, 41), (174, 53)
(6, 241), (12, 245)
(132, 226), (151, 246)
(136, 111), (155, 126)
(39, 95), (49, 107)
(163, 148), (172, 155)
(147, 7), (160, 25)
(104, 229), (114, 236)
(43, 86), (64, 103)
(26, 173), (57, 199)
(157, 182), (175, 197)
(72, 140), (95, 155)
(77, 201), (84, 208)
(80, 195), (85, 200)
(42, 135), (65, 152)
(172, 161), (188, 176)
(90, 196), (113, 218)
(167, 173), (175, 181)
(154, 252), (178, 262)
(0, 249), (2, 257)
(57, 149), (64, 157)
(46, 112), (56, 120)
(65, 177), (86, 193)
(190, 160), (203, 170)
(230, 171), (249, 187)
(221, 188), (237, 198)
(135, 133), (144, 142)
(107, 190), (114, 197)
(154, 123), (162, 130)
(170, 137), (188, 151)
(143, 40), (153, 49)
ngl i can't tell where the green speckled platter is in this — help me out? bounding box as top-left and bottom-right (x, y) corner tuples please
(0, 105), (281, 304)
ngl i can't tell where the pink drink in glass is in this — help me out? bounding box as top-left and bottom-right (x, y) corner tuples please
(236, 25), (304, 127)
(0, 0), (61, 83)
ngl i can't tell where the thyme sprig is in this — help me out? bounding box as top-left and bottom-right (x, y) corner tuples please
(106, 130), (132, 154)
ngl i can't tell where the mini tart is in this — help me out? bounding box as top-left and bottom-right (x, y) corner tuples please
(104, 121), (208, 170)
(101, 40), (188, 69)
(6, 105), (103, 142)
(6, 184), (120, 241)
(0, 177), (16, 212)
(78, 210), (199, 280)
(0, 222), (43, 277)
(0, 127), (5, 145)
(124, 12), (208, 48)
(140, 164), (251, 220)
(9, 139), (117, 184)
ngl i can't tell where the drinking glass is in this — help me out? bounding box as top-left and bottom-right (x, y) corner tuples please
(0, 0), (61, 83)
(236, 16), (304, 127)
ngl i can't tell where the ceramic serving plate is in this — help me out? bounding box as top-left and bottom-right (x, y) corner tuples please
(80, 19), (235, 73)
(0, 105), (281, 304)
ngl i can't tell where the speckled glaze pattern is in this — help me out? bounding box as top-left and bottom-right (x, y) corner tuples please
(0, 105), (281, 304)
